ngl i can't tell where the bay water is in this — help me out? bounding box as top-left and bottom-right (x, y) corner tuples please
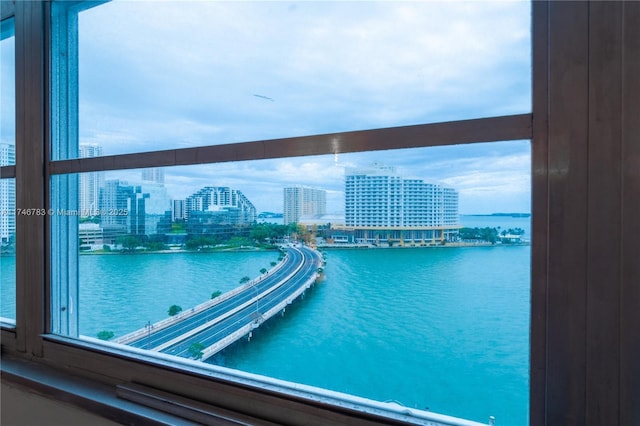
(1, 216), (530, 425)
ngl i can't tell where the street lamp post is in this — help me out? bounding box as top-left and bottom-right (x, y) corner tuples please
(145, 320), (151, 349)
(251, 283), (260, 316)
(250, 282), (263, 327)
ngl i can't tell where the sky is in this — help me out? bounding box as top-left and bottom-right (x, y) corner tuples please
(1, 18), (16, 147)
(4, 1), (533, 215)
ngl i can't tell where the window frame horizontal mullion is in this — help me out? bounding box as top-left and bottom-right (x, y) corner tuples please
(0, 2), (15, 22)
(0, 165), (16, 178)
(48, 113), (532, 175)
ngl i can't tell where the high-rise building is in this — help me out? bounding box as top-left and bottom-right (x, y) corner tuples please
(172, 199), (185, 222)
(79, 144), (104, 216)
(341, 164), (459, 244)
(0, 143), (14, 165)
(283, 186), (326, 224)
(0, 144), (15, 244)
(185, 186), (256, 226)
(137, 182), (170, 215)
(136, 181), (171, 236)
(99, 180), (148, 238)
(141, 168), (164, 184)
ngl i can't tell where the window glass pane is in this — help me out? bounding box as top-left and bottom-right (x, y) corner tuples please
(67, 1), (531, 158)
(1, 19), (15, 162)
(0, 178), (15, 323)
(51, 141), (531, 424)
(1, 18), (15, 325)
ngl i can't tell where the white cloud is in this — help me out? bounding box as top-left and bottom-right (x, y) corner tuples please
(73, 1), (531, 214)
(1, 35), (15, 145)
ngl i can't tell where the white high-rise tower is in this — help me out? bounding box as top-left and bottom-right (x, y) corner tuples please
(0, 143), (15, 244)
(283, 186), (327, 224)
(79, 144), (104, 216)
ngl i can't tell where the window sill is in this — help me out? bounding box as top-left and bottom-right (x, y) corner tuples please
(0, 354), (200, 426)
(1, 334), (488, 426)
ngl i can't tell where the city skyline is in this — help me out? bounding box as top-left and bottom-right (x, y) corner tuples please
(97, 141), (530, 217)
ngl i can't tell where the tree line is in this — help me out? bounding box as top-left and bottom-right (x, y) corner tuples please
(458, 227), (525, 244)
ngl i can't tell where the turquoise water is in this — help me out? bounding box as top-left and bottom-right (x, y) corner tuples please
(78, 251), (279, 337)
(0, 216), (530, 425)
(214, 246), (530, 425)
(0, 255), (15, 319)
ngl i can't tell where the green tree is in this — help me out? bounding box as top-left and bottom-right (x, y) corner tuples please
(185, 236), (217, 251)
(270, 261), (276, 267)
(239, 276), (251, 284)
(459, 227), (499, 244)
(228, 236), (252, 248)
(260, 268), (267, 275)
(144, 234), (167, 251)
(250, 223), (288, 243)
(116, 235), (141, 252)
(480, 227), (498, 244)
(168, 304), (183, 316)
(97, 330), (114, 340)
(188, 342), (205, 360)
(250, 224), (271, 242)
(184, 237), (203, 250)
(508, 227), (525, 236)
(211, 290), (221, 299)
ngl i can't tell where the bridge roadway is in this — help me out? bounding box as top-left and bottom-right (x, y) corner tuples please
(118, 245), (322, 360)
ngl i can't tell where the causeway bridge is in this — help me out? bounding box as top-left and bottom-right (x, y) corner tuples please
(114, 245), (494, 426)
(115, 244), (323, 361)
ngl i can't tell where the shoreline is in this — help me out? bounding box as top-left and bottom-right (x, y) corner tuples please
(73, 241), (529, 256)
(78, 246), (278, 256)
(318, 241), (529, 250)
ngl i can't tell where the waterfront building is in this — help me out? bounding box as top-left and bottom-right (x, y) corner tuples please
(99, 180), (148, 238)
(79, 222), (103, 249)
(339, 164), (460, 245)
(185, 187), (256, 238)
(78, 144), (104, 217)
(185, 186), (256, 224)
(0, 143), (15, 244)
(99, 177), (171, 239)
(283, 186), (326, 225)
(137, 181), (171, 235)
(135, 182), (170, 215)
